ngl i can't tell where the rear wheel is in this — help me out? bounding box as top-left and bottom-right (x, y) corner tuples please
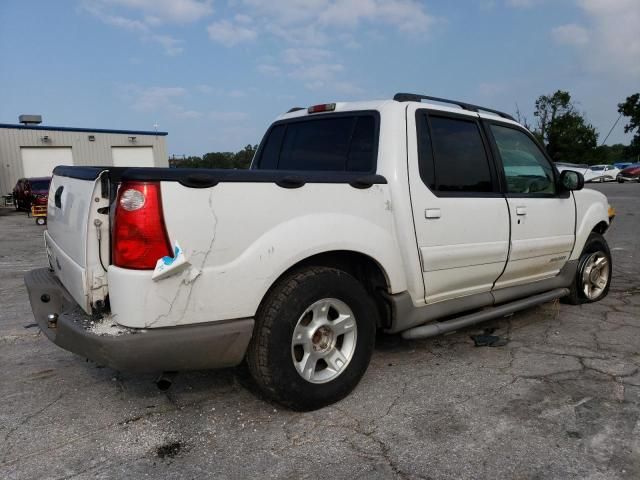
(247, 266), (377, 411)
(563, 232), (612, 304)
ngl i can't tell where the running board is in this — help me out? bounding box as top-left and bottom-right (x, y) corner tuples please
(400, 288), (569, 340)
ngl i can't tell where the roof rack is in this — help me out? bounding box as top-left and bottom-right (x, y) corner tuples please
(393, 93), (516, 121)
(286, 107), (305, 113)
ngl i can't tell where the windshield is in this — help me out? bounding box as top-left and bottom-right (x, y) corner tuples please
(30, 180), (50, 191)
(590, 166), (605, 171)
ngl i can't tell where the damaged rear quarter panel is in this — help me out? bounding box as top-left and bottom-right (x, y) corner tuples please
(108, 181), (406, 329)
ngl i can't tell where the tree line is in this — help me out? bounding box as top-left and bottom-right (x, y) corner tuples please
(169, 144), (258, 169)
(170, 91), (640, 169)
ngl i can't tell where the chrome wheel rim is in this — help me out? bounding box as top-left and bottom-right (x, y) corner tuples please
(291, 298), (357, 384)
(581, 252), (610, 300)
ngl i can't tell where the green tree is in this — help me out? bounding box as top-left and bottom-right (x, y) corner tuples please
(546, 111), (598, 164)
(233, 144), (258, 169)
(533, 90), (598, 163)
(618, 93), (640, 158)
(533, 90), (573, 145)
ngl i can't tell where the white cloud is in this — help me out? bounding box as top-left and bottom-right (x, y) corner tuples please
(131, 86), (187, 111)
(551, 0), (640, 77)
(551, 23), (589, 46)
(104, 0), (213, 24)
(177, 110), (204, 119)
(82, 0), (213, 54)
(318, 0), (435, 33)
(257, 64), (282, 76)
(121, 85), (206, 119)
(151, 34), (184, 55)
(207, 20), (257, 47)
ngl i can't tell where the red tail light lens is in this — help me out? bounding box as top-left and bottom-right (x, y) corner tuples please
(112, 181), (172, 269)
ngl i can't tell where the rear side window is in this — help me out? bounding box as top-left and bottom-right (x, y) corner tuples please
(417, 113), (494, 193)
(256, 113), (377, 172)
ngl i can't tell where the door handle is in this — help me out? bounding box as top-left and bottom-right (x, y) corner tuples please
(516, 206), (527, 216)
(425, 208), (441, 219)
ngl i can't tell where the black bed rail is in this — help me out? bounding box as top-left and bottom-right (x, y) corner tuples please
(53, 165), (387, 190)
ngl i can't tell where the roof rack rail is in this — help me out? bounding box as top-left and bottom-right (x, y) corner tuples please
(393, 93), (516, 121)
(286, 107), (305, 113)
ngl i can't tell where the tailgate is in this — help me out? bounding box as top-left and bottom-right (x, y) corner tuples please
(46, 168), (111, 313)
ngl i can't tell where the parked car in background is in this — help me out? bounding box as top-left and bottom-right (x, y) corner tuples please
(12, 177), (51, 211)
(555, 162), (589, 177)
(614, 162), (633, 170)
(583, 165), (620, 183)
(617, 164), (640, 183)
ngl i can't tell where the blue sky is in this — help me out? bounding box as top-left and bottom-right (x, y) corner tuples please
(1, 0), (638, 156)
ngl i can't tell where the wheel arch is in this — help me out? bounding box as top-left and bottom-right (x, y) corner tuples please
(257, 250), (394, 329)
(592, 221), (609, 235)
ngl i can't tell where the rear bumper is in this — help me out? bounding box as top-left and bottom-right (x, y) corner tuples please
(24, 268), (254, 372)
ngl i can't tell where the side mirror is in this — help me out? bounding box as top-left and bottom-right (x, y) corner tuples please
(559, 170), (584, 191)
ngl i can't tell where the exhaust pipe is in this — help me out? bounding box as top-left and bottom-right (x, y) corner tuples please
(156, 371), (177, 391)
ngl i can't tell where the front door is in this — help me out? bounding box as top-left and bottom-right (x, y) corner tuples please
(484, 120), (575, 289)
(407, 106), (510, 303)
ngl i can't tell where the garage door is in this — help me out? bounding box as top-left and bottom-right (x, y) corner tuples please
(21, 147), (73, 178)
(111, 147), (155, 167)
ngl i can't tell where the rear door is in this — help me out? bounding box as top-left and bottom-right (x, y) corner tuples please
(484, 120), (575, 289)
(407, 105), (510, 303)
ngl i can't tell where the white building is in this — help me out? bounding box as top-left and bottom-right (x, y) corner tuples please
(0, 115), (168, 195)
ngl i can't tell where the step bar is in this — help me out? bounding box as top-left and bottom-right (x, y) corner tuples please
(401, 288), (569, 340)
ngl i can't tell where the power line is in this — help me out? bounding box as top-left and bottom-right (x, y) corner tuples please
(601, 112), (623, 146)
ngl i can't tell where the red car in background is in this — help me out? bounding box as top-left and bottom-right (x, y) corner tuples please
(12, 177), (51, 211)
(616, 164), (640, 183)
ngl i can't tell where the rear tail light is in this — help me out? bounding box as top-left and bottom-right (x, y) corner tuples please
(112, 181), (172, 269)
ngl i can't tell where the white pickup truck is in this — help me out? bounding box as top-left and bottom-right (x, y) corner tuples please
(25, 93), (615, 410)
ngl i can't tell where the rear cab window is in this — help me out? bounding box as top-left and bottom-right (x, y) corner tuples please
(416, 111), (497, 195)
(254, 112), (379, 172)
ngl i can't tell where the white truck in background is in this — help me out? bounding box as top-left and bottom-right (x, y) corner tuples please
(25, 93), (614, 410)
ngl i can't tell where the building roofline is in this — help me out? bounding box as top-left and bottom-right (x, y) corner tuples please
(0, 123), (168, 136)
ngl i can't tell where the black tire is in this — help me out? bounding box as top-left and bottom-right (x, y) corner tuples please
(246, 266), (377, 411)
(617, 177), (624, 183)
(563, 232), (612, 305)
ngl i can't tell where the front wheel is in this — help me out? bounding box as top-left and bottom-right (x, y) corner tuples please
(563, 232), (612, 304)
(247, 266), (377, 411)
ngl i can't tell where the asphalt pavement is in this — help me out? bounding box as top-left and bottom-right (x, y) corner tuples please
(1, 182), (639, 479)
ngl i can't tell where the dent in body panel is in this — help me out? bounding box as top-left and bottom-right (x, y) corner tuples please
(145, 190), (218, 328)
(110, 182), (407, 329)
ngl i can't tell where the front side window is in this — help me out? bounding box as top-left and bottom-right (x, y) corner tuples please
(490, 124), (556, 195)
(255, 114), (377, 172)
(417, 113), (494, 193)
